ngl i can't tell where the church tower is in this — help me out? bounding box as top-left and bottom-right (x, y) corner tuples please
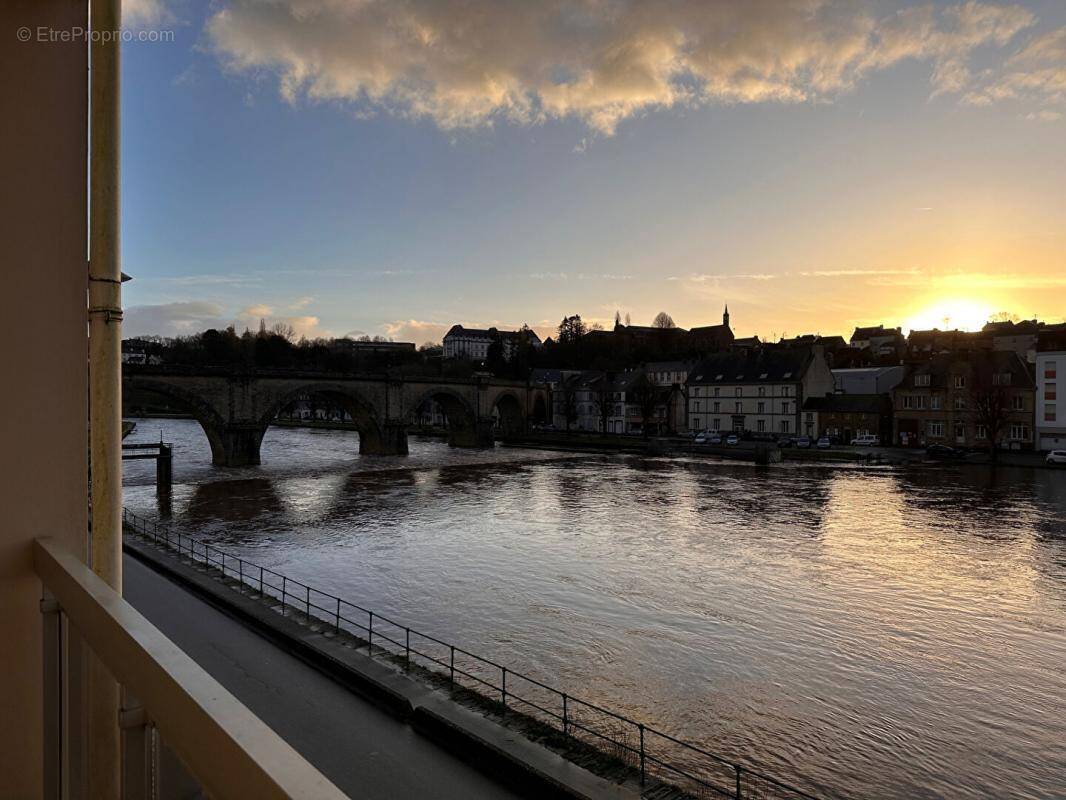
(723, 304), (730, 328)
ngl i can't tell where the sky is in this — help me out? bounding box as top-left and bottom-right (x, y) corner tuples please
(121, 0), (1066, 344)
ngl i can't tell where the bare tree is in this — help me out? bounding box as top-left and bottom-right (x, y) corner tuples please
(970, 369), (1011, 462)
(630, 373), (660, 438)
(652, 311), (676, 329)
(271, 321), (297, 342)
(560, 380), (579, 432)
(591, 374), (615, 433)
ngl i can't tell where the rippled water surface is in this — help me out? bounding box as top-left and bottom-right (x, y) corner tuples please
(123, 419), (1066, 799)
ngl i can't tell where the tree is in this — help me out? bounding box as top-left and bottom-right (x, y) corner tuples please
(591, 374), (615, 433)
(560, 379), (579, 432)
(652, 311), (676, 329)
(557, 315), (587, 345)
(614, 310), (622, 329)
(630, 372), (660, 438)
(970, 366), (1012, 462)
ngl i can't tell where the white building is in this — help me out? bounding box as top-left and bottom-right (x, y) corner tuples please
(442, 325), (542, 361)
(687, 346), (834, 436)
(1036, 347), (1065, 451)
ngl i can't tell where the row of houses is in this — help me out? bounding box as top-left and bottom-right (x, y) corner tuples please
(533, 329), (1065, 451)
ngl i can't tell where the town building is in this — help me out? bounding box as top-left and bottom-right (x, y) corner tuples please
(686, 346), (834, 436)
(1036, 330), (1066, 451)
(801, 394), (893, 442)
(892, 351), (1035, 449)
(442, 325), (542, 361)
(329, 338), (416, 356)
(906, 328), (991, 356)
(850, 325), (905, 357)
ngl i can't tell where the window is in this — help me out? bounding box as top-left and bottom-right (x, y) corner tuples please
(735, 402), (742, 413)
(781, 401), (790, 414)
(955, 423), (965, 441)
(691, 417), (700, 430)
(757, 401), (765, 413)
(1046, 383), (1057, 401)
(781, 386), (792, 396)
(992, 372), (1011, 386)
(931, 396), (942, 410)
(779, 420), (790, 433)
(693, 401), (700, 413)
(1045, 405), (1057, 423)
(1009, 424), (1030, 441)
(735, 388), (742, 397)
(916, 396), (928, 410)
(953, 396), (965, 410)
(915, 374), (931, 387)
(713, 388), (720, 398)
(693, 387), (701, 398)
(953, 376), (966, 389)
(928, 421), (944, 437)
(758, 387), (766, 397)
(713, 401), (720, 413)
(1045, 361), (1057, 380)
(712, 418), (721, 431)
(1011, 395), (1024, 411)
(757, 419), (766, 432)
(903, 395), (915, 410)
(976, 425), (988, 439)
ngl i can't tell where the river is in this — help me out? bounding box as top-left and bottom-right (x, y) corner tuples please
(122, 418), (1066, 799)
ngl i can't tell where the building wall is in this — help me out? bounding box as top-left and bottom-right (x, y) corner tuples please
(1036, 351), (1065, 450)
(0, 2), (90, 793)
(688, 382), (801, 434)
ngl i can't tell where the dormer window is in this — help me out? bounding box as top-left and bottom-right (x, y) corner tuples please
(759, 373), (768, 379)
(916, 374), (931, 387)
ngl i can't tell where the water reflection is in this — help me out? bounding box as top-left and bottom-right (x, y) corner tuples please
(123, 419), (1066, 799)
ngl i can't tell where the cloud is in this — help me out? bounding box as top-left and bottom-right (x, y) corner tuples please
(867, 271), (1066, 288)
(289, 296), (315, 310)
(124, 301), (228, 337)
(963, 26), (1066, 110)
(797, 268), (923, 277)
(206, 0), (1040, 136)
(124, 0), (172, 29)
(381, 319), (454, 344)
(673, 273), (777, 283)
(240, 303), (274, 319)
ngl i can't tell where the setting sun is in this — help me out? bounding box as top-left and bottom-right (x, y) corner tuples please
(904, 298), (996, 333)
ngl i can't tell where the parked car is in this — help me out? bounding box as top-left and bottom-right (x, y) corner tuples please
(850, 434), (880, 446)
(777, 436), (793, 448)
(816, 436), (831, 449)
(725, 434), (739, 446)
(794, 436), (811, 449)
(926, 443), (964, 459)
(1047, 450), (1066, 465)
(708, 434), (722, 445)
(694, 432), (708, 444)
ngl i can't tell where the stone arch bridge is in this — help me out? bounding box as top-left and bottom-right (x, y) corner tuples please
(123, 366), (548, 467)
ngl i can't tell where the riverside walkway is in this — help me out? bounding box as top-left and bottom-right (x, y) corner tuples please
(123, 554), (523, 799)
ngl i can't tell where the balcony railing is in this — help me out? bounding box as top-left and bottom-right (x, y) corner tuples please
(34, 536), (347, 800)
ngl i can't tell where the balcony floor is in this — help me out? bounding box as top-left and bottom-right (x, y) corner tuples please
(123, 554), (524, 799)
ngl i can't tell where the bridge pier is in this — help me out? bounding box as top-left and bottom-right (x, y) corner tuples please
(359, 423), (409, 456)
(217, 425), (267, 467)
(448, 419), (496, 449)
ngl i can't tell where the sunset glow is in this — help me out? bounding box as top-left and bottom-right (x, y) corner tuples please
(904, 299), (998, 334)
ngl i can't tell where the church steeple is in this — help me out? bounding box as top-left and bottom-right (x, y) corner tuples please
(723, 304), (730, 328)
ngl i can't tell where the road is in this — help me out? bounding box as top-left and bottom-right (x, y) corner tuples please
(123, 554), (523, 799)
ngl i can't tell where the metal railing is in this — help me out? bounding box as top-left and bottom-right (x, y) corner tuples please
(123, 507), (823, 800)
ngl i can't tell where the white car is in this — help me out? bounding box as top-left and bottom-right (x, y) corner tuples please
(694, 432), (708, 444)
(1047, 450), (1066, 465)
(850, 435), (880, 446)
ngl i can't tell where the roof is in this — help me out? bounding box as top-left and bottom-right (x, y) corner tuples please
(732, 336), (761, 346)
(444, 325), (541, 342)
(644, 360), (695, 371)
(909, 350), (1034, 387)
(802, 394), (891, 414)
(688, 347), (814, 385)
(851, 324), (902, 339)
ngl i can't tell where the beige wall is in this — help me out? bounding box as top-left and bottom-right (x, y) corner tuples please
(0, 1), (89, 795)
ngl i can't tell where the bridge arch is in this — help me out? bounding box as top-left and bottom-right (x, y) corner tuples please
(124, 377), (231, 465)
(491, 390), (526, 438)
(258, 383), (402, 455)
(406, 387), (488, 448)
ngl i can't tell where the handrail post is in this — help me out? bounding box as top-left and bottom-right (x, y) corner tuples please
(281, 576), (287, 613)
(501, 667), (507, 716)
(562, 694), (568, 738)
(639, 724), (646, 785)
(306, 585), (310, 617)
(405, 628), (410, 669)
(259, 566), (264, 597)
(238, 559), (243, 588)
(449, 646), (455, 690)
(735, 765), (742, 799)
(367, 611), (373, 652)
(335, 598), (341, 634)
